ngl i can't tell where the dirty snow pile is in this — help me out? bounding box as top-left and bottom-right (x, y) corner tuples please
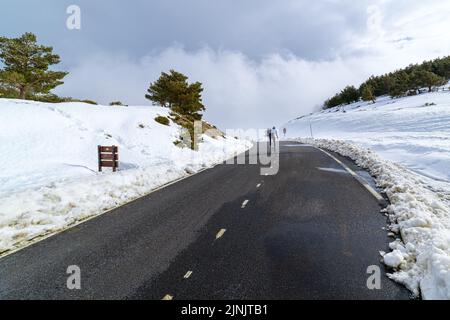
(0, 99), (251, 254)
(286, 91), (450, 300)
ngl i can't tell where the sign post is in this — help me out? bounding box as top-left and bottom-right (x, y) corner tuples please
(98, 145), (119, 172)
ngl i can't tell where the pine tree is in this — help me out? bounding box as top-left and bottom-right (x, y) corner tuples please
(420, 70), (446, 92)
(0, 33), (68, 99)
(361, 85), (376, 103)
(340, 86), (360, 104)
(389, 72), (410, 98)
(324, 94), (342, 109)
(145, 70), (205, 120)
(324, 55), (450, 106)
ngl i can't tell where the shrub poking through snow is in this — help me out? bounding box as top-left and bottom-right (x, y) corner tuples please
(80, 99), (98, 105)
(154, 115), (170, 126)
(109, 101), (126, 106)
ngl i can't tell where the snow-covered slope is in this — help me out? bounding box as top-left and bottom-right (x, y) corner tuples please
(286, 92), (450, 182)
(285, 91), (450, 300)
(0, 99), (250, 254)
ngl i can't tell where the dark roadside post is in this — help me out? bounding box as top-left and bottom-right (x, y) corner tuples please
(98, 145), (119, 172)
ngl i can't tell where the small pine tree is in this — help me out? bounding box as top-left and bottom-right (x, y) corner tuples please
(324, 94), (342, 109)
(389, 72), (410, 98)
(0, 32), (68, 99)
(340, 86), (360, 104)
(145, 70), (205, 120)
(409, 70), (446, 93)
(421, 71), (446, 92)
(361, 85), (376, 103)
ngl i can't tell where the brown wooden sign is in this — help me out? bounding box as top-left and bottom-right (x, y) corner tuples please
(98, 145), (119, 172)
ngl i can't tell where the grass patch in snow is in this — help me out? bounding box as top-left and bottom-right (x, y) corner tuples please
(154, 115), (170, 126)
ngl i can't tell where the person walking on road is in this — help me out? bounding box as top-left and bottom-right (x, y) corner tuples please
(271, 126), (279, 150)
(267, 128), (272, 148)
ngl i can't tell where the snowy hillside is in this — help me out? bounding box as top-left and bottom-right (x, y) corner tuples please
(0, 99), (250, 254)
(286, 92), (450, 182)
(285, 91), (450, 299)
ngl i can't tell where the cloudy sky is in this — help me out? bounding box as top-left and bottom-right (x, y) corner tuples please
(2, 0), (450, 129)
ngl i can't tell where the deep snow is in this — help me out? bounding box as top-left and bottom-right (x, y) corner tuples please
(0, 99), (250, 254)
(285, 92), (450, 182)
(286, 91), (450, 300)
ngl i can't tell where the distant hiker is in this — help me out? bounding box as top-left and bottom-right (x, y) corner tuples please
(271, 126), (279, 149)
(283, 127), (287, 138)
(267, 128), (272, 148)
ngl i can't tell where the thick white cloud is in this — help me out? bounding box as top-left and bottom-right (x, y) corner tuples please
(55, 48), (357, 129)
(49, 0), (450, 129)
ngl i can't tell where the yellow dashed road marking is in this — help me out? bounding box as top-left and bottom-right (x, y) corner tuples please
(215, 229), (226, 240)
(162, 294), (173, 300)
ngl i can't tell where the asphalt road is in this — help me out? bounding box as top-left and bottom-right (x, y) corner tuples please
(0, 142), (410, 300)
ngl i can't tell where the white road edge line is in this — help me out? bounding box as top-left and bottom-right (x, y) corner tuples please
(241, 200), (250, 208)
(256, 183), (262, 188)
(183, 271), (193, 279)
(316, 147), (385, 204)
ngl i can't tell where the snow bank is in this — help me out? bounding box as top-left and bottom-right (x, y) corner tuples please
(0, 99), (251, 254)
(297, 138), (450, 300)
